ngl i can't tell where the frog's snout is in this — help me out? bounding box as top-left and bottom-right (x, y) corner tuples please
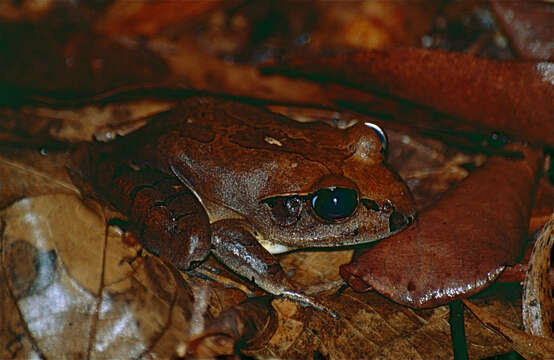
(389, 211), (413, 232)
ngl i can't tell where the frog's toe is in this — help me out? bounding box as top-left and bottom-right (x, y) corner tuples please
(281, 290), (339, 319)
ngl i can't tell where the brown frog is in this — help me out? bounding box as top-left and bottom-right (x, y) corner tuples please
(70, 96), (415, 318)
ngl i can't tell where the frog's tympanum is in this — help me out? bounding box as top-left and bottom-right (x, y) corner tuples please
(71, 97), (415, 317)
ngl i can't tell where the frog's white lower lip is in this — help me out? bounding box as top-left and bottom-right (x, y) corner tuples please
(262, 232), (388, 252)
(260, 242), (292, 254)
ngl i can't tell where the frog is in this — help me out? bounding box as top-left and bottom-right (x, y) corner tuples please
(69, 96), (416, 318)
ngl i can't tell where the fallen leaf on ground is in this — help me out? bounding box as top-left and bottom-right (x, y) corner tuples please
(341, 144), (544, 308)
(0, 194), (278, 358)
(463, 298), (554, 359)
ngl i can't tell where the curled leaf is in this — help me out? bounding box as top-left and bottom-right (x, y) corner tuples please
(523, 214), (554, 337)
(265, 48), (554, 147)
(341, 145), (543, 308)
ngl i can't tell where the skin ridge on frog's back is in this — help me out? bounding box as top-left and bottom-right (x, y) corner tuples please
(152, 97), (355, 170)
(139, 97), (367, 196)
(118, 100), (307, 190)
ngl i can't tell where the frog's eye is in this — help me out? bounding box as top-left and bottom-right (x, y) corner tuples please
(310, 187), (358, 221)
(364, 122), (388, 154)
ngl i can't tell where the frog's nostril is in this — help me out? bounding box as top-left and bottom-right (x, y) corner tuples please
(389, 211), (410, 232)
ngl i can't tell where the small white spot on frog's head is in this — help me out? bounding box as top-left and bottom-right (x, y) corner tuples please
(186, 117), (194, 124)
(351, 136), (375, 160)
(264, 136), (283, 147)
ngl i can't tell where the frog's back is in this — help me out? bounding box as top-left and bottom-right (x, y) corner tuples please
(116, 96), (406, 222)
(129, 98), (355, 203)
(86, 96), (414, 247)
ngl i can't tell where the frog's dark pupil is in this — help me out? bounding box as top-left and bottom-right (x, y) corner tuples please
(311, 187), (358, 221)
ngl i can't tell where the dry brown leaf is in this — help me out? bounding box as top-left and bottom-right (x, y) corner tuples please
(1, 99), (174, 143)
(0, 194), (285, 358)
(464, 298), (554, 359)
(491, 0), (554, 60)
(152, 36), (334, 106)
(258, 289), (513, 359)
(1, 195), (183, 358)
(97, 0), (228, 37)
(0, 147), (78, 208)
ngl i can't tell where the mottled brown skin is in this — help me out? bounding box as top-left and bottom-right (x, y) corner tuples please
(70, 96), (415, 316)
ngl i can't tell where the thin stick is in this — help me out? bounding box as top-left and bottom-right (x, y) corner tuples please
(449, 300), (468, 360)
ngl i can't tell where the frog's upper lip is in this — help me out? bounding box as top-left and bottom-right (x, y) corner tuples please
(290, 212), (416, 249)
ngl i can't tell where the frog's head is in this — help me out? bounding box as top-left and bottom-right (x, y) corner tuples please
(251, 122), (416, 254)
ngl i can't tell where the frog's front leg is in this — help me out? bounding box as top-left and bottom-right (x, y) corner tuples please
(210, 219), (338, 319)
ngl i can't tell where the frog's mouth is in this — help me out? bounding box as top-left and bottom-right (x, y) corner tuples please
(259, 209), (415, 255)
(257, 193), (415, 253)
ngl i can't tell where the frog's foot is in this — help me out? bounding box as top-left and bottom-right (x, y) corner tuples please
(210, 219), (338, 319)
(280, 290), (339, 319)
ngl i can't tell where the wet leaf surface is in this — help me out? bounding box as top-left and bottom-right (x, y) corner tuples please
(264, 49), (554, 147)
(341, 145), (544, 308)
